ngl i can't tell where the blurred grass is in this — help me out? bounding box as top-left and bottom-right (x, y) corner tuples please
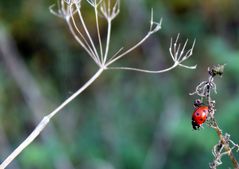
(0, 0), (239, 169)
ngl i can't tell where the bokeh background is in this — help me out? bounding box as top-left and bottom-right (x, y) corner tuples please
(0, 0), (239, 169)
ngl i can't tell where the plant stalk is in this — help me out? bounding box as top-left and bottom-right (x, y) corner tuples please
(0, 68), (104, 169)
(213, 122), (239, 169)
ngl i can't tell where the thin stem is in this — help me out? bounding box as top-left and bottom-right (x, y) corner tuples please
(105, 32), (152, 67)
(94, 2), (104, 63)
(107, 62), (179, 73)
(178, 63), (197, 69)
(178, 39), (188, 61)
(107, 47), (124, 62)
(75, 3), (100, 63)
(67, 19), (100, 66)
(103, 19), (112, 64)
(213, 122), (239, 169)
(70, 6), (100, 63)
(0, 68), (104, 169)
(48, 68), (104, 119)
(169, 38), (176, 62)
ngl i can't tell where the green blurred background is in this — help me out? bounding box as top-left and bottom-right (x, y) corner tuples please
(0, 0), (239, 169)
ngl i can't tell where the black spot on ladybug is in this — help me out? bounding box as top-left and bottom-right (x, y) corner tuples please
(200, 118), (204, 121)
(196, 112), (200, 116)
(192, 120), (200, 130)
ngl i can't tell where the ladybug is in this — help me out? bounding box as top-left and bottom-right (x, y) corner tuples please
(192, 106), (208, 130)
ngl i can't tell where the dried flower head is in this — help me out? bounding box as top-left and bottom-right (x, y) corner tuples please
(0, 1), (197, 169)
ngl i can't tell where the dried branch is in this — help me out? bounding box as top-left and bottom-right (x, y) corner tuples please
(0, 0), (197, 168)
(190, 64), (239, 169)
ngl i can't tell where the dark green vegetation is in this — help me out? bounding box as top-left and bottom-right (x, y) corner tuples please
(0, 0), (239, 169)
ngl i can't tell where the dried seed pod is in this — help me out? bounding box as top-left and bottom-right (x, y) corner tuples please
(208, 64), (225, 77)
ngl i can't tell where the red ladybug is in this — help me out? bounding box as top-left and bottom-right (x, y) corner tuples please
(192, 106), (208, 130)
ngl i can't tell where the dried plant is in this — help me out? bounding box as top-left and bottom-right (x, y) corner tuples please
(190, 64), (239, 169)
(0, 0), (196, 168)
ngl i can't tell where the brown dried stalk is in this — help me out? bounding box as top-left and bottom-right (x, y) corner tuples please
(190, 64), (239, 169)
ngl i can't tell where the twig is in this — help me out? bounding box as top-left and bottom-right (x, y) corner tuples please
(0, 27), (75, 169)
(190, 64), (239, 169)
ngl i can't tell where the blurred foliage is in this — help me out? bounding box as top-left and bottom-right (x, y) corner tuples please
(0, 0), (239, 169)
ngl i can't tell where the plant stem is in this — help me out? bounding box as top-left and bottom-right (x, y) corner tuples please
(103, 19), (112, 64)
(0, 68), (104, 169)
(105, 32), (151, 66)
(213, 122), (239, 169)
(94, 3), (103, 63)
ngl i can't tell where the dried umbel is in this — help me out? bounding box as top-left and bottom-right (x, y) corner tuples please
(190, 64), (239, 169)
(49, 0), (196, 71)
(0, 1), (196, 168)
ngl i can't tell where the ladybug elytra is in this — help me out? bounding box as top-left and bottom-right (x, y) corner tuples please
(192, 106), (208, 130)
